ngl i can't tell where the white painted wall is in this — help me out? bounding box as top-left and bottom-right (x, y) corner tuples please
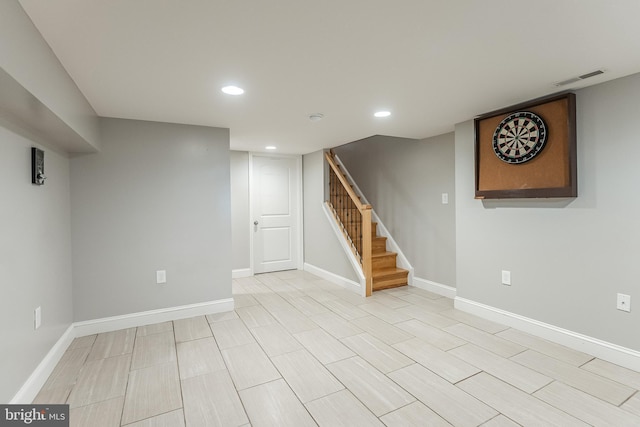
(334, 134), (456, 287)
(455, 73), (640, 351)
(71, 118), (231, 321)
(0, 126), (73, 403)
(0, 1), (100, 150)
(303, 150), (359, 282)
(230, 151), (250, 271)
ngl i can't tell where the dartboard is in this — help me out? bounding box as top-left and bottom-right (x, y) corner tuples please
(492, 111), (547, 164)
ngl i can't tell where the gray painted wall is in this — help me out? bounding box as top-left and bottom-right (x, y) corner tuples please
(231, 151), (250, 271)
(455, 72), (640, 351)
(0, 1), (100, 150)
(71, 118), (231, 321)
(0, 126), (73, 403)
(303, 150), (359, 282)
(334, 134), (456, 287)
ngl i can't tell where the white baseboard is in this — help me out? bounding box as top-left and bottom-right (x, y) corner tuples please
(455, 297), (640, 372)
(232, 268), (252, 279)
(412, 277), (456, 299)
(10, 324), (75, 404)
(12, 297), (235, 403)
(74, 298), (235, 337)
(304, 262), (361, 294)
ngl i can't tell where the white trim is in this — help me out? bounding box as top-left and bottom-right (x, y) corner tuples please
(232, 268), (252, 279)
(10, 324), (75, 404)
(304, 262), (361, 294)
(74, 298), (234, 337)
(455, 297), (640, 372)
(412, 277), (457, 299)
(249, 153), (304, 274)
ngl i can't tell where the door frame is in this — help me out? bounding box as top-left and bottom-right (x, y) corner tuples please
(248, 152), (304, 275)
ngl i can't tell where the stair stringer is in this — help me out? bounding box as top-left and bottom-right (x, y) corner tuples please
(321, 201), (367, 296)
(332, 154), (414, 287)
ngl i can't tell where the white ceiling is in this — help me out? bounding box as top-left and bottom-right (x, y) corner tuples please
(18, 0), (640, 154)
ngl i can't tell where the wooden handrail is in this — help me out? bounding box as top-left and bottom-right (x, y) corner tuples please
(324, 151), (371, 213)
(324, 150), (373, 296)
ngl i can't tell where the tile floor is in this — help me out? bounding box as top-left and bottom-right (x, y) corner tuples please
(34, 270), (640, 426)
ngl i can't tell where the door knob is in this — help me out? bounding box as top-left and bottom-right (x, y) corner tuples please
(254, 221), (259, 225)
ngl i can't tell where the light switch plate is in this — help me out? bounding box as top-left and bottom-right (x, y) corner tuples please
(34, 306), (41, 330)
(442, 193), (449, 204)
(156, 270), (167, 284)
(617, 293), (631, 312)
(501, 270), (511, 286)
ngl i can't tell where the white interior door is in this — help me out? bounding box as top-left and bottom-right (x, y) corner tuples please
(251, 154), (301, 274)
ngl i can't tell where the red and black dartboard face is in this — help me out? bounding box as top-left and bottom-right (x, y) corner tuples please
(492, 111), (547, 164)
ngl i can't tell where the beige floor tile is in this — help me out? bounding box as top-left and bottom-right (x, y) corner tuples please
(581, 358), (640, 389)
(388, 364), (497, 426)
(210, 318), (255, 349)
(288, 296), (330, 315)
(305, 389), (383, 426)
(405, 286), (443, 299)
(182, 370), (248, 427)
(394, 337), (480, 383)
(121, 362), (182, 425)
(270, 306), (318, 334)
(239, 379), (316, 427)
(136, 321), (173, 337)
(67, 354), (131, 408)
(328, 288), (368, 306)
(271, 349), (344, 403)
(326, 356), (415, 416)
(365, 293), (411, 309)
(177, 337), (226, 379)
(123, 409), (185, 427)
(250, 323), (303, 357)
(221, 342), (281, 390)
(131, 330), (176, 370)
(397, 305), (459, 328)
(496, 328), (593, 366)
(350, 315), (413, 345)
(480, 415), (521, 426)
(254, 292), (293, 312)
(236, 305), (277, 328)
(341, 333), (414, 374)
(396, 294), (450, 313)
(444, 323), (526, 358)
(380, 401), (453, 427)
(321, 298), (369, 320)
(206, 310), (239, 323)
(358, 302), (411, 324)
(439, 309), (509, 334)
(174, 316), (212, 342)
(42, 347), (91, 390)
(309, 311), (362, 338)
(68, 334), (97, 350)
(511, 350), (635, 405)
(69, 396), (123, 427)
(395, 319), (466, 351)
(458, 372), (587, 427)
(233, 294), (259, 308)
(449, 343), (552, 393)
(87, 328), (136, 361)
(534, 380), (640, 426)
(622, 393), (640, 417)
(32, 386), (71, 404)
(294, 328), (355, 364)
(304, 288), (340, 303)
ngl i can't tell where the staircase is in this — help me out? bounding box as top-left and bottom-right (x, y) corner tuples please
(371, 222), (409, 291)
(324, 150), (408, 295)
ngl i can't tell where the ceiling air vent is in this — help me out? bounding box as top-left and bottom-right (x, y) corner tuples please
(554, 69), (604, 87)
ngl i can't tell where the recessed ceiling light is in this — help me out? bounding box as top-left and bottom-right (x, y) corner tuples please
(265, 146), (277, 150)
(221, 85), (244, 95)
(374, 111), (391, 118)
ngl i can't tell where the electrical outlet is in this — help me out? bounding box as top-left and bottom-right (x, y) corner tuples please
(501, 270), (511, 286)
(34, 306), (41, 330)
(617, 293), (631, 312)
(441, 193), (449, 204)
(156, 270), (167, 284)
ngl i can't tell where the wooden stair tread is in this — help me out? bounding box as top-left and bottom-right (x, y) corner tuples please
(372, 267), (408, 278)
(372, 251), (396, 258)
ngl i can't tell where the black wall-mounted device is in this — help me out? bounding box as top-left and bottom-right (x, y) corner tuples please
(31, 147), (46, 185)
